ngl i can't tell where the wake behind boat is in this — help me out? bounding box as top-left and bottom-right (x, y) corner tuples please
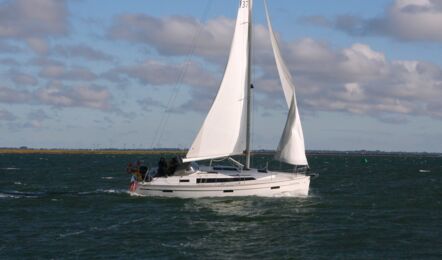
(128, 0), (317, 198)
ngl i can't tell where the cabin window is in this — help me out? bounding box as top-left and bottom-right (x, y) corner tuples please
(179, 179), (190, 183)
(197, 177), (255, 183)
(213, 166), (239, 171)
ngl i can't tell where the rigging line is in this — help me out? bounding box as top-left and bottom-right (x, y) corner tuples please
(150, 0), (214, 149)
(152, 1), (211, 149)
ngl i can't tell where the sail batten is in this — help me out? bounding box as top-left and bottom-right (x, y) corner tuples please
(265, 0), (308, 166)
(185, 1), (251, 162)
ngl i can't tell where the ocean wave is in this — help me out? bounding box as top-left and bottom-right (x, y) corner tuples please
(272, 191), (310, 198)
(0, 194), (14, 199)
(1, 167), (20, 171)
(0, 191), (43, 199)
(59, 230), (86, 238)
(0, 189), (129, 199)
(58, 217), (147, 238)
(97, 188), (130, 195)
(78, 189), (129, 195)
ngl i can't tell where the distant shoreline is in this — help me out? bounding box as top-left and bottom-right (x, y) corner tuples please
(0, 148), (440, 157)
(0, 148), (186, 155)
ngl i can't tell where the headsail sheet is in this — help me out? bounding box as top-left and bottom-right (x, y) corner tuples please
(265, 0), (308, 166)
(185, 1), (252, 162)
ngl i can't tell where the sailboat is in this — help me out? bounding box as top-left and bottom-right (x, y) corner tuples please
(129, 0), (315, 198)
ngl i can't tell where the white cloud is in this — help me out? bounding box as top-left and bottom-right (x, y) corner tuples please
(0, 58), (20, 66)
(257, 40), (442, 120)
(109, 14), (232, 62)
(106, 59), (217, 89)
(389, 0), (442, 41)
(0, 40), (21, 53)
(52, 44), (114, 62)
(0, 108), (16, 121)
(36, 82), (112, 110)
(303, 0), (442, 42)
(106, 12), (442, 121)
(9, 69), (39, 86)
(39, 64), (97, 81)
(0, 83), (112, 111)
(0, 0), (68, 39)
(109, 14), (270, 64)
(24, 109), (51, 128)
(26, 37), (49, 55)
(0, 86), (33, 103)
(137, 97), (166, 112)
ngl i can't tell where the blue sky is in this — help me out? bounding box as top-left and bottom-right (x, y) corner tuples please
(0, 0), (441, 152)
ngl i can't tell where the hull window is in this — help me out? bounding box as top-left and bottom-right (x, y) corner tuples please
(197, 177), (255, 183)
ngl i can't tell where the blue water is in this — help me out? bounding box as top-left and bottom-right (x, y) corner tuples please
(1, 153), (441, 259)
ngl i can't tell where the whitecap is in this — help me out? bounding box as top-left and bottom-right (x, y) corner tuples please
(0, 193), (23, 199)
(101, 177), (114, 180)
(98, 189), (128, 194)
(273, 191), (309, 198)
(129, 191), (145, 197)
(79, 189), (129, 195)
(59, 230), (85, 238)
(0, 190), (44, 199)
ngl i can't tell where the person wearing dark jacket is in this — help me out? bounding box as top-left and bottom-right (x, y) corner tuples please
(167, 157), (179, 176)
(157, 157), (167, 177)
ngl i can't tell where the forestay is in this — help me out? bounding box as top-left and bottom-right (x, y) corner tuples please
(184, 1), (252, 162)
(265, 1), (308, 166)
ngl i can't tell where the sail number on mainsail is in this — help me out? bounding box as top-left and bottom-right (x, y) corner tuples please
(240, 0), (249, 8)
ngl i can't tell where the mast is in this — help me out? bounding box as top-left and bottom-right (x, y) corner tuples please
(245, 0), (253, 169)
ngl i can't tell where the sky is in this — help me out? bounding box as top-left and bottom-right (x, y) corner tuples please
(0, 0), (441, 152)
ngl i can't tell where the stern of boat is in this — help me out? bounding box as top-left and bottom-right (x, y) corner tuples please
(126, 161), (152, 194)
(129, 175), (138, 193)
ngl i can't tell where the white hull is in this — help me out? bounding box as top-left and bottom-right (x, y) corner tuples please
(131, 169), (310, 198)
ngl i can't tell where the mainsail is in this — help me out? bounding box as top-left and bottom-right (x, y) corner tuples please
(265, 1), (308, 166)
(184, 0), (252, 162)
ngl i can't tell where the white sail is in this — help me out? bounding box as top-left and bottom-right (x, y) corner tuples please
(265, 1), (308, 165)
(275, 95), (308, 165)
(184, 0), (252, 162)
(264, 0), (293, 107)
